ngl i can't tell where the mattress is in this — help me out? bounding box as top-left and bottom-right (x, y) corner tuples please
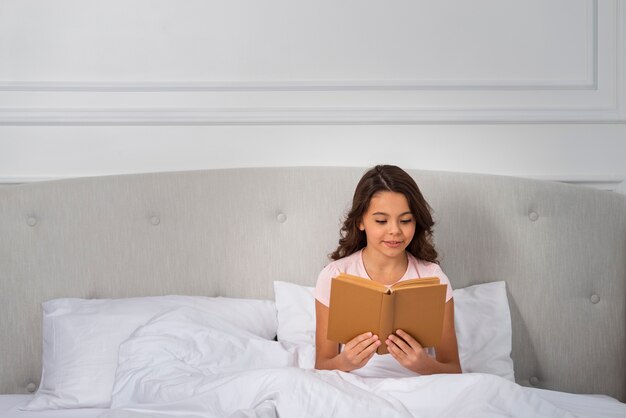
(0, 395), (106, 418)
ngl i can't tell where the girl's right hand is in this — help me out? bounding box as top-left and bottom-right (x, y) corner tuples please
(338, 332), (380, 371)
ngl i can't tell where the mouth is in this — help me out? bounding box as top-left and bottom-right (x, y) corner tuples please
(383, 241), (403, 248)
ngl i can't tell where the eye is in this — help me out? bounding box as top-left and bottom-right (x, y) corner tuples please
(400, 219), (413, 224)
(375, 220), (387, 224)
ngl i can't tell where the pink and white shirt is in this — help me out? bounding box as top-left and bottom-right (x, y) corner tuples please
(314, 249), (453, 306)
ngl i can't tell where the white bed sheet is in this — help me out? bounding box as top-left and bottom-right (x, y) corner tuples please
(528, 388), (626, 418)
(6, 306), (625, 418)
(3, 390), (626, 418)
(0, 395), (106, 418)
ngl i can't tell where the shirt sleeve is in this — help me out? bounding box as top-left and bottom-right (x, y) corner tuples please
(432, 264), (454, 302)
(313, 263), (341, 307)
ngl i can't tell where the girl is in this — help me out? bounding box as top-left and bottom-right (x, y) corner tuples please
(314, 165), (461, 376)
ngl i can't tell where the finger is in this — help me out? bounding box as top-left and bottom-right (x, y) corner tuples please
(386, 338), (404, 356)
(353, 335), (379, 357)
(388, 333), (412, 354)
(395, 329), (423, 351)
(387, 343), (411, 367)
(355, 339), (381, 363)
(346, 334), (377, 357)
(361, 346), (378, 364)
(345, 332), (373, 350)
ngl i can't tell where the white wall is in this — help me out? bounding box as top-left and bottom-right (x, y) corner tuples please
(0, 0), (624, 189)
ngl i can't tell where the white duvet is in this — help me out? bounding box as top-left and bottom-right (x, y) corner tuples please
(101, 307), (626, 418)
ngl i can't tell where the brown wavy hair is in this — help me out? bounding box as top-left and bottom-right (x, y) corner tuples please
(330, 165), (439, 263)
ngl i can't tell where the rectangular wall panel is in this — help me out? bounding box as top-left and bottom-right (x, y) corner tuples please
(0, 0), (623, 123)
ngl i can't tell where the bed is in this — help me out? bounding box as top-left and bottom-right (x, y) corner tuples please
(0, 167), (625, 417)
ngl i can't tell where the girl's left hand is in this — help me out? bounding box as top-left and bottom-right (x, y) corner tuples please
(386, 329), (431, 374)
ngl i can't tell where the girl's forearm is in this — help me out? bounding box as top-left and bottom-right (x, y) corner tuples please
(414, 355), (462, 375)
(315, 355), (349, 372)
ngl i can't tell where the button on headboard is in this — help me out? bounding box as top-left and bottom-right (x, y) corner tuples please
(0, 167), (624, 400)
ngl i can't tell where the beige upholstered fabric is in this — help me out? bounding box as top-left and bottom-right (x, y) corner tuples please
(0, 168), (625, 400)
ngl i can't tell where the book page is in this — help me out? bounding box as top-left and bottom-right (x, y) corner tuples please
(335, 273), (387, 292)
(390, 276), (440, 290)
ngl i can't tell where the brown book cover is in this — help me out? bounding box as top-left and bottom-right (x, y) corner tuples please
(327, 273), (447, 354)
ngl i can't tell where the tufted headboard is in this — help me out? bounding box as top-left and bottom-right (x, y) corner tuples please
(1, 167), (625, 401)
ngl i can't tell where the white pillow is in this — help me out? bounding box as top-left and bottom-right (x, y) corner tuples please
(24, 295), (277, 411)
(453, 281), (514, 380)
(274, 281), (317, 346)
(273, 280), (515, 381)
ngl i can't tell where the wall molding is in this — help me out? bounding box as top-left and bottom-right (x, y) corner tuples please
(525, 175), (626, 191)
(0, 79), (600, 92)
(2, 175), (623, 191)
(0, 107), (624, 125)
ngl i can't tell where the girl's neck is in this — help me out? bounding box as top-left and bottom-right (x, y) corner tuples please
(361, 247), (408, 285)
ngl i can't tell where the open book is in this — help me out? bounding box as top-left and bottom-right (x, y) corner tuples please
(327, 273), (447, 354)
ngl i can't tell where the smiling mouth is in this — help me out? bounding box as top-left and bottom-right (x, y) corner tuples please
(383, 241), (403, 246)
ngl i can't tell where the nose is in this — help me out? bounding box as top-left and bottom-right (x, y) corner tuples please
(388, 220), (401, 235)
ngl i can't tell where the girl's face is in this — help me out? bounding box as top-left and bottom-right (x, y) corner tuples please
(359, 191), (416, 259)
